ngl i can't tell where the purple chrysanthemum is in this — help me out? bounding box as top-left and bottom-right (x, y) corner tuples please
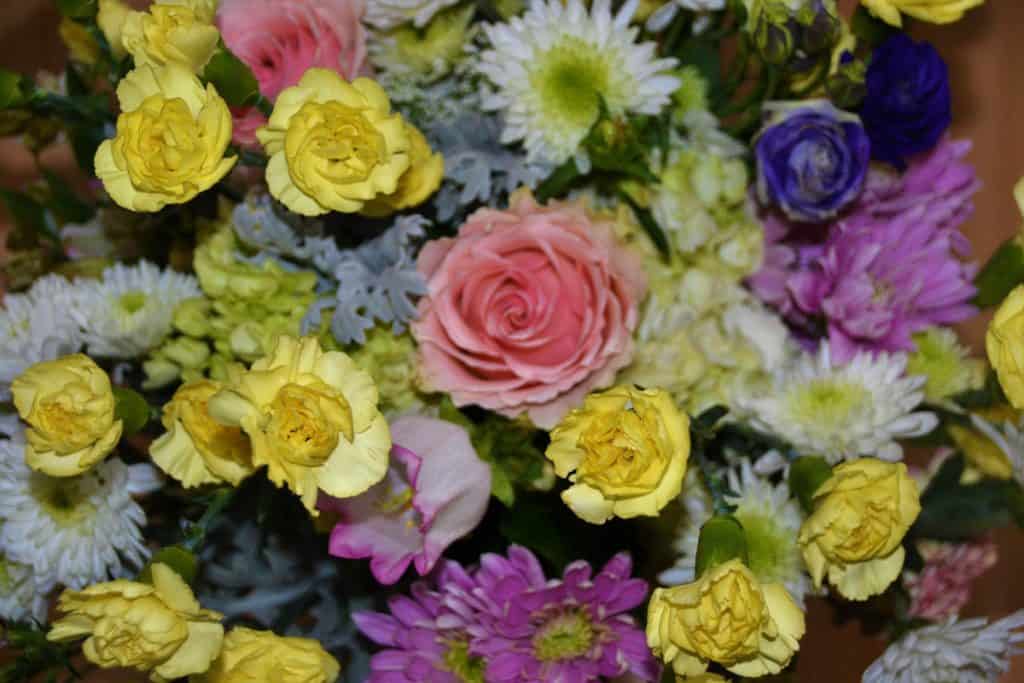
(355, 546), (658, 683)
(450, 546), (658, 683)
(748, 138), (980, 362)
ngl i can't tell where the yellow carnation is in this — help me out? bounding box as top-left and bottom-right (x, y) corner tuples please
(95, 63), (236, 212)
(208, 335), (391, 513)
(798, 458), (920, 601)
(121, 0), (220, 73)
(948, 405), (1018, 480)
(150, 379), (255, 488)
(647, 559), (805, 678)
(546, 385), (690, 524)
(11, 354), (123, 477)
(988, 284), (1024, 410)
(195, 627), (340, 683)
(861, 0), (983, 27)
(48, 563), (224, 682)
(360, 122), (444, 217)
(257, 69), (411, 216)
(98, 0), (133, 58)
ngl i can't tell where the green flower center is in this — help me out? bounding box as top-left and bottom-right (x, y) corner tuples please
(29, 473), (95, 528)
(735, 510), (799, 586)
(531, 38), (611, 133)
(532, 609), (595, 662)
(118, 291), (148, 315)
(786, 378), (869, 432)
(442, 638), (486, 683)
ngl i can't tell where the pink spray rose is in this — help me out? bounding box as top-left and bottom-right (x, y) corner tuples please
(322, 416), (491, 586)
(412, 191), (647, 429)
(905, 538), (998, 621)
(216, 0), (371, 147)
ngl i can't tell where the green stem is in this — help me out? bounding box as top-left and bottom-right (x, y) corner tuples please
(181, 488), (236, 553)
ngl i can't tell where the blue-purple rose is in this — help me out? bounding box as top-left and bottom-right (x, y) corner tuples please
(860, 34), (951, 169)
(755, 100), (871, 223)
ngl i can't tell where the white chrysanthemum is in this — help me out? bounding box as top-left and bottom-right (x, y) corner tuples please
(660, 459), (812, 606)
(646, 0), (727, 32)
(0, 274), (81, 399)
(73, 260), (201, 358)
(477, 0), (679, 166)
(0, 423), (152, 590)
(970, 414), (1024, 487)
(738, 345), (938, 464)
(0, 552), (51, 623)
(365, 0), (461, 29)
(863, 612), (1024, 683)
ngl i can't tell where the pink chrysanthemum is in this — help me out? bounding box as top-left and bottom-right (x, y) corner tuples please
(905, 539), (999, 621)
(748, 138), (980, 363)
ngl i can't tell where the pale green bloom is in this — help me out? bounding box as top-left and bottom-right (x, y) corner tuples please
(347, 327), (425, 417)
(906, 327), (986, 403)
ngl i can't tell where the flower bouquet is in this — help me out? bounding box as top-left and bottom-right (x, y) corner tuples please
(1, 0), (1022, 681)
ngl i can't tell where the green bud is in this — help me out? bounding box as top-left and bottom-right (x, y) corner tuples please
(143, 356), (181, 391)
(695, 515), (749, 577)
(174, 298), (213, 337)
(138, 546), (198, 585)
(112, 386), (151, 437)
(788, 456), (833, 513)
(162, 337), (211, 370)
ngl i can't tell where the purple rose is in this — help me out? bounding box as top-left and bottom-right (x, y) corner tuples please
(860, 34), (951, 169)
(755, 100), (871, 223)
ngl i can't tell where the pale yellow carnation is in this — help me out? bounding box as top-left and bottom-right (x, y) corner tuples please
(98, 0), (133, 58)
(121, 0), (220, 73)
(360, 122), (444, 217)
(48, 563), (224, 682)
(988, 284), (1024, 410)
(95, 63), (236, 212)
(257, 69), (411, 216)
(11, 354), (123, 477)
(647, 559), (805, 678)
(862, 0), (984, 26)
(948, 405), (1018, 481)
(546, 385), (690, 524)
(208, 335), (391, 513)
(798, 458), (920, 601)
(195, 627), (340, 683)
(150, 379), (255, 488)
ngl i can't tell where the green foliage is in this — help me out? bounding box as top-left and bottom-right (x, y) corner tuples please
(973, 239), (1024, 308)
(851, 5), (897, 48)
(56, 0), (98, 19)
(914, 453), (1024, 540)
(112, 386), (152, 437)
(788, 456), (833, 513)
(42, 169), (95, 224)
(139, 545), (200, 585)
(0, 69), (30, 109)
(695, 515), (749, 576)
(204, 45), (262, 108)
(0, 623), (81, 683)
(0, 190), (59, 245)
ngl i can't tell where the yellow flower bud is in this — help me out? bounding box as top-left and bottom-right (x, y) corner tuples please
(48, 563), (224, 682)
(60, 17), (101, 66)
(11, 354), (123, 477)
(861, 0), (983, 27)
(195, 627), (340, 683)
(207, 336), (391, 513)
(647, 559), (804, 678)
(150, 379), (254, 488)
(121, 0), (220, 73)
(948, 405), (1018, 481)
(98, 0), (133, 59)
(988, 284), (1024, 409)
(798, 458), (920, 601)
(257, 69), (411, 216)
(360, 122), (444, 217)
(546, 385), (690, 524)
(95, 64), (236, 212)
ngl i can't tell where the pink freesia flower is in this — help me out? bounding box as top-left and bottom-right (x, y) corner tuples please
(322, 416), (491, 586)
(412, 191), (647, 429)
(217, 0), (370, 147)
(905, 539), (998, 621)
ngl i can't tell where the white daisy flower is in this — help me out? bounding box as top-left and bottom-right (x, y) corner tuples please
(365, 0), (461, 29)
(0, 422), (152, 590)
(0, 274), (81, 399)
(0, 553), (51, 623)
(477, 0), (679, 166)
(73, 260), (201, 358)
(738, 344), (938, 464)
(863, 611), (1024, 683)
(660, 459), (813, 606)
(970, 414), (1024, 487)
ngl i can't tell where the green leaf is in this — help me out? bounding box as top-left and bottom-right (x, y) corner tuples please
(113, 386), (150, 437)
(695, 515), (749, 576)
(536, 159), (581, 203)
(915, 477), (1019, 541)
(42, 168), (95, 224)
(489, 463), (516, 506)
(618, 192), (670, 260)
(0, 190), (59, 245)
(56, 0), (97, 19)
(850, 5), (897, 47)
(788, 456), (833, 513)
(138, 546), (199, 585)
(0, 69), (30, 109)
(498, 495), (576, 569)
(204, 46), (261, 107)
(974, 239), (1024, 308)
(68, 122), (108, 173)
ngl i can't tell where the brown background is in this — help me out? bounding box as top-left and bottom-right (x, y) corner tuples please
(1, 1), (1022, 681)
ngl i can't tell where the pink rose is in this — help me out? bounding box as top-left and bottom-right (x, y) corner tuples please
(217, 0), (370, 147)
(412, 192), (647, 429)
